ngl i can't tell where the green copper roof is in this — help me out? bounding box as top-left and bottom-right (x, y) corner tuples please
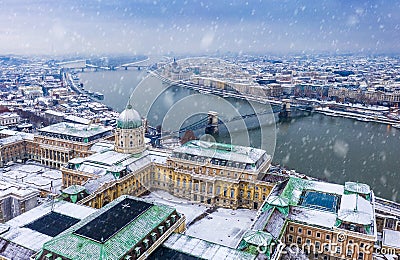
(242, 230), (273, 246)
(280, 177), (309, 205)
(117, 104), (142, 129)
(40, 196), (176, 260)
(266, 195), (289, 207)
(344, 182), (371, 195)
(62, 185), (86, 195)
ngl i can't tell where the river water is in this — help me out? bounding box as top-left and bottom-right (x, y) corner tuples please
(79, 69), (399, 202)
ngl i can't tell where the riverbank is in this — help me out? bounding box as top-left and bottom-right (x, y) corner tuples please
(292, 98), (400, 126)
(315, 107), (400, 126)
(73, 70), (400, 202)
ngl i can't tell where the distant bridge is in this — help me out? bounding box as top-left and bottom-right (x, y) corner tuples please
(58, 60), (111, 71)
(115, 57), (160, 70)
(57, 60), (86, 69)
(85, 64), (111, 71)
(58, 57), (158, 72)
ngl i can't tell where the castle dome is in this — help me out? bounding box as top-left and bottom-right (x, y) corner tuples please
(116, 104), (142, 129)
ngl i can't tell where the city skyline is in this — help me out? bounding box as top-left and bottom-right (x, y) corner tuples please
(0, 39), (399, 258)
(1, 0), (400, 56)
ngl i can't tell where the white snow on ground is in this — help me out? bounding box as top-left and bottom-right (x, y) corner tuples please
(185, 207), (257, 248)
(141, 190), (209, 224)
(141, 190), (257, 248)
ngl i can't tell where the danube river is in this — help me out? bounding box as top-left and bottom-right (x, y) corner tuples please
(79, 70), (399, 202)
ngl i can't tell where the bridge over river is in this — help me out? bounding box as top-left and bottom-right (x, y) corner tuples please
(142, 71), (315, 146)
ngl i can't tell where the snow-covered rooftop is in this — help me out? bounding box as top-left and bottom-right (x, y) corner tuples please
(62, 185), (86, 195)
(0, 134), (23, 146)
(89, 141), (114, 153)
(172, 140), (268, 168)
(126, 155), (152, 172)
(344, 182), (371, 195)
(147, 149), (170, 165)
(83, 150), (134, 167)
(0, 180), (38, 199)
(337, 194), (374, 225)
(0, 129), (19, 136)
(289, 207), (337, 229)
(0, 112), (19, 119)
(41, 170), (62, 180)
(44, 109), (64, 117)
(1, 163), (62, 194)
(78, 163), (108, 176)
(39, 122), (111, 138)
(0, 129), (34, 142)
(84, 173), (115, 194)
(0, 200), (96, 252)
(308, 180), (345, 195)
(64, 114), (91, 125)
(73, 150), (153, 180)
(3, 170), (28, 180)
(258, 177), (376, 237)
(40, 196), (176, 260)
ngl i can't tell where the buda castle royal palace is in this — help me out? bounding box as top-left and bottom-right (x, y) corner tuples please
(0, 99), (398, 260)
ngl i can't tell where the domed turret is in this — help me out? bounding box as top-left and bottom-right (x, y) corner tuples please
(115, 102), (146, 154)
(116, 104), (142, 129)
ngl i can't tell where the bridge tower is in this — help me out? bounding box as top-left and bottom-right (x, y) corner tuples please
(205, 111), (219, 136)
(279, 100), (291, 119)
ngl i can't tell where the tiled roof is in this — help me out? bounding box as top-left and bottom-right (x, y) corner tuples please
(42, 196), (176, 260)
(0, 238), (36, 260)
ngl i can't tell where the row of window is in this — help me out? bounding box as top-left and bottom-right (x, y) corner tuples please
(118, 133), (142, 140)
(171, 152), (253, 170)
(129, 214), (178, 259)
(39, 133), (88, 143)
(40, 138), (83, 148)
(168, 160), (262, 182)
(0, 118), (18, 124)
(1, 151), (23, 157)
(119, 139), (142, 147)
(43, 151), (70, 162)
(156, 168), (269, 200)
(63, 173), (87, 186)
(289, 225), (330, 240)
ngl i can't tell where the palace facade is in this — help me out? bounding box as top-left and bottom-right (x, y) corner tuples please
(61, 103), (276, 210)
(0, 122), (113, 168)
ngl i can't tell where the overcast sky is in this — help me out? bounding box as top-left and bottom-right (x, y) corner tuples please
(1, 0), (400, 56)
